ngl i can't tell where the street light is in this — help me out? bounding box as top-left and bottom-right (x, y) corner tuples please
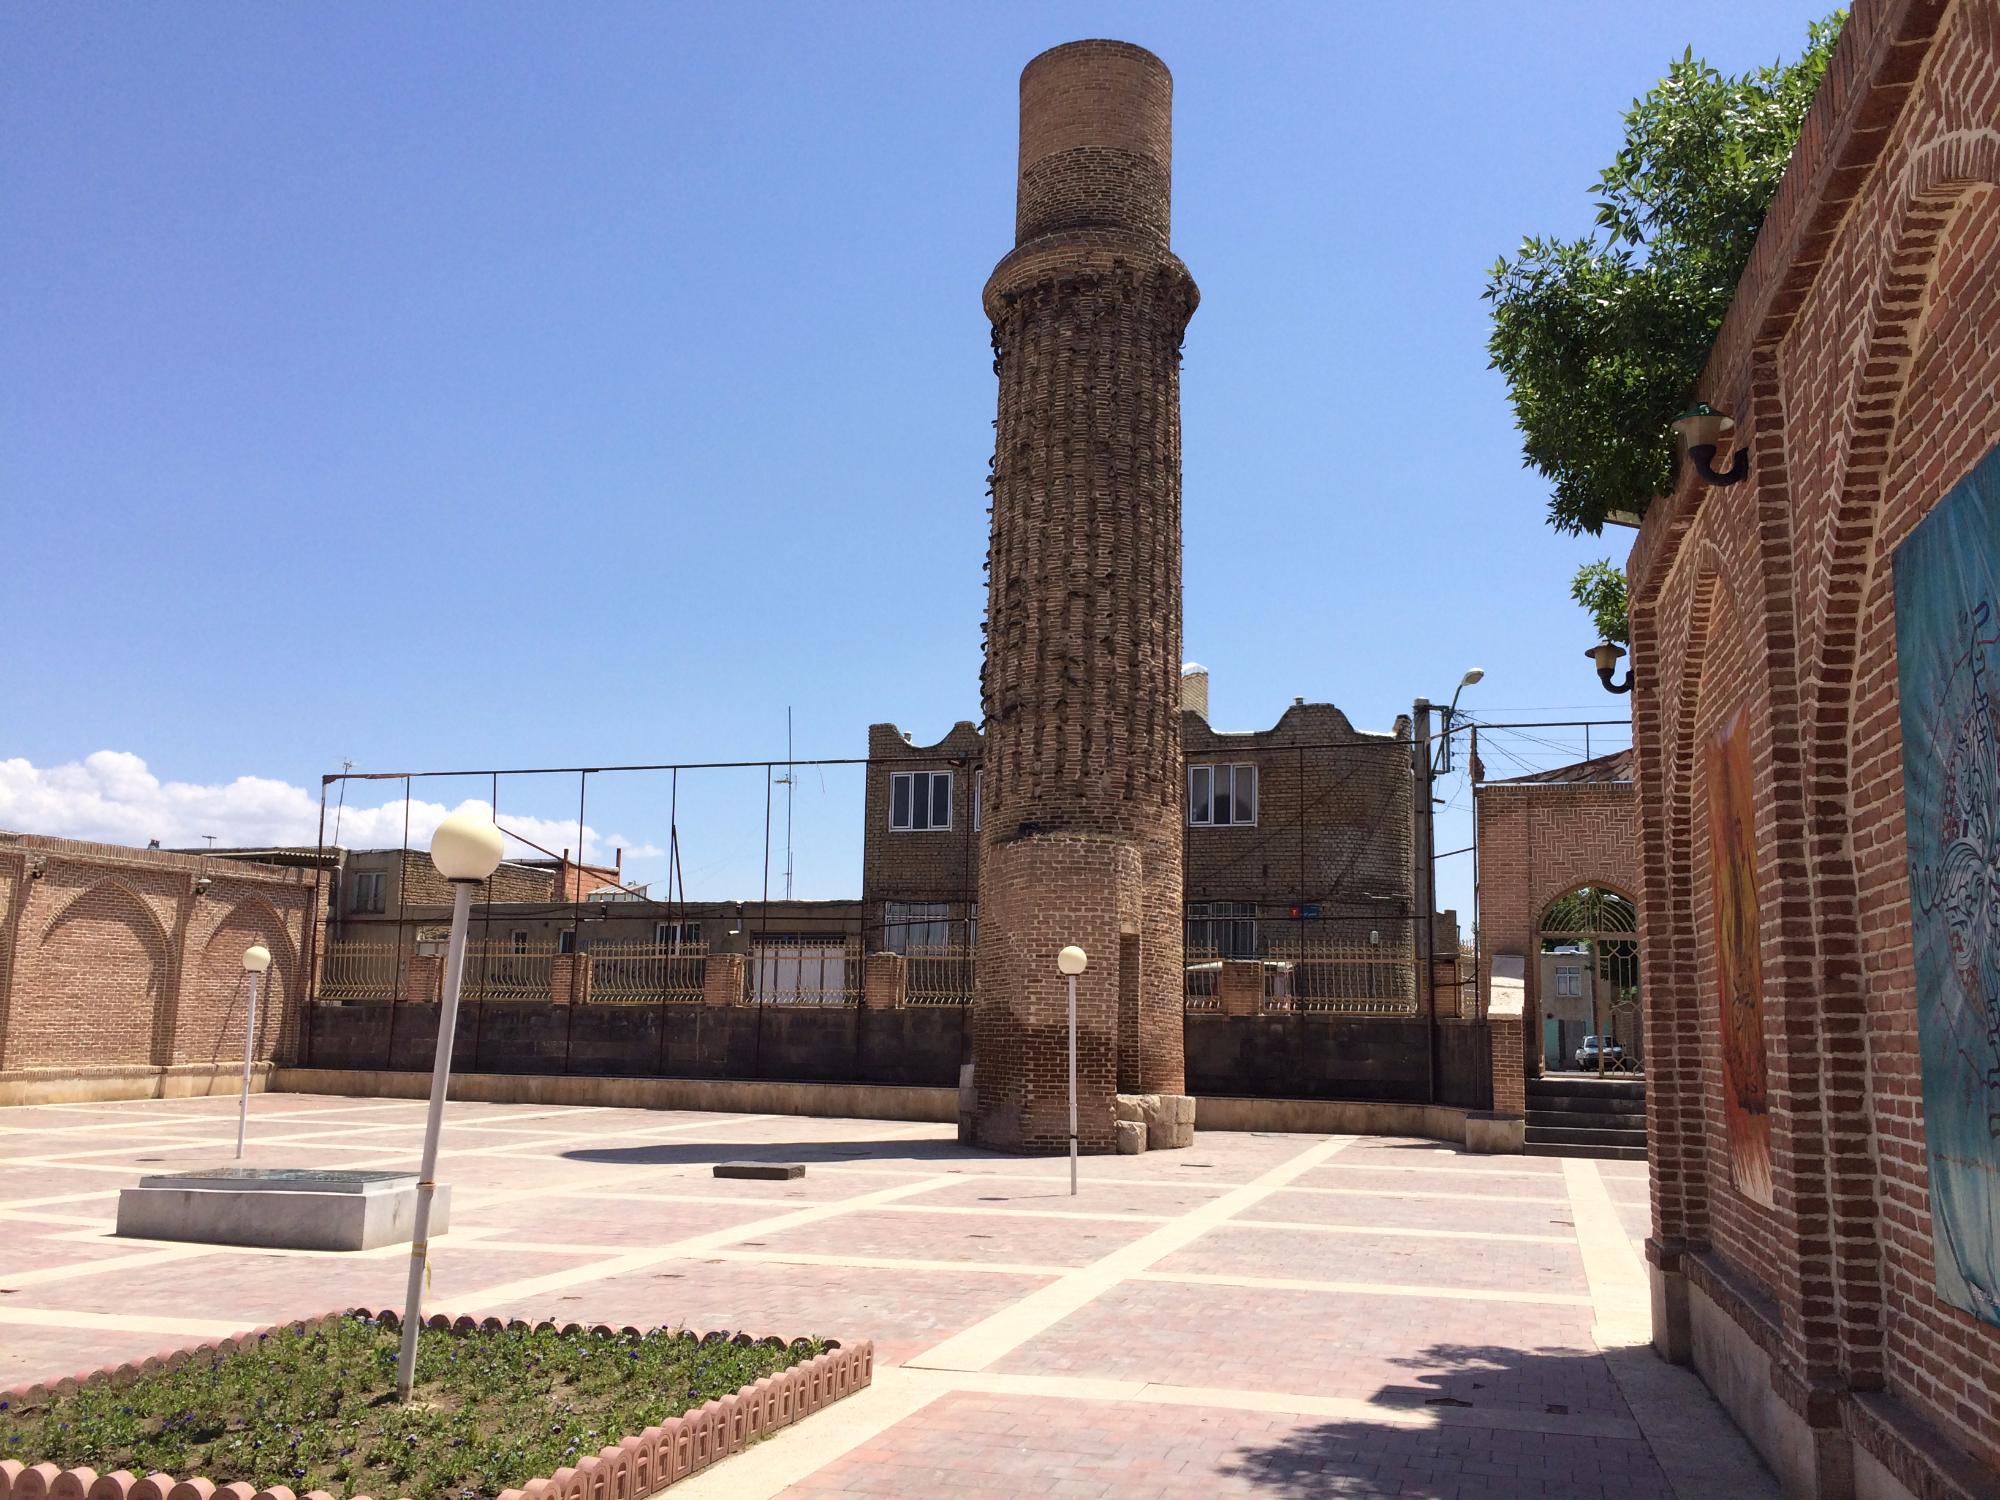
(1057, 945), (1087, 1196)
(235, 944), (272, 1160)
(1436, 667), (1484, 774)
(396, 807), (504, 1403)
(1587, 641), (1632, 695)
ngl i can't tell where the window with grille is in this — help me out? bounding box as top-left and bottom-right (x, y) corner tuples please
(884, 901), (951, 953)
(1186, 901), (1259, 959)
(890, 770), (952, 831)
(1188, 764), (1257, 826)
(655, 921), (702, 947)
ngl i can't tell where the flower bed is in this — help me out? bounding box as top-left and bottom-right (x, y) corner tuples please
(0, 1309), (872, 1500)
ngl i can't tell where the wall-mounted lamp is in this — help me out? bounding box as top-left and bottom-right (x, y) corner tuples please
(1674, 403), (1748, 487)
(1587, 641), (1632, 695)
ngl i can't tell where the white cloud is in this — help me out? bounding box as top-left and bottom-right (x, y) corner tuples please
(0, 751), (661, 866)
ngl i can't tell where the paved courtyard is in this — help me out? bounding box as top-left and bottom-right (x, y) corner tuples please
(0, 1094), (1774, 1498)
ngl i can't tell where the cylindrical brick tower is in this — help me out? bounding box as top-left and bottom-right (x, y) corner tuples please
(972, 40), (1198, 1153)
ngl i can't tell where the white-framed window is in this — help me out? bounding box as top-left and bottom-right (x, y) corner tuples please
(1555, 964), (1583, 998)
(973, 769), (982, 832)
(1186, 901), (1259, 959)
(1188, 764), (1257, 826)
(558, 929), (576, 955)
(884, 901), (951, 954)
(512, 929), (530, 953)
(350, 870), (387, 913)
(656, 921), (702, 948)
(890, 770), (952, 831)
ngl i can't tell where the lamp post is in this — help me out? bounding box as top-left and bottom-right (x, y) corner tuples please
(1057, 945), (1087, 1196)
(1436, 667), (1484, 775)
(396, 808), (504, 1403)
(235, 944), (272, 1160)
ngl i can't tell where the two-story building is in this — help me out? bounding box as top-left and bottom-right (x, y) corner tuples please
(860, 667), (1426, 998)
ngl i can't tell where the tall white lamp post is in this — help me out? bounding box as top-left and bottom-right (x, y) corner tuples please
(1057, 945), (1087, 1196)
(235, 943), (272, 1160)
(396, 807), (504, 1403)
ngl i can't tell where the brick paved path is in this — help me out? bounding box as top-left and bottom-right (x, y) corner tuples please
(0, 1096), (1774, 1498)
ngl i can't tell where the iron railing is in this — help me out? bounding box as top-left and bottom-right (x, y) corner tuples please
(586, 941), (707, 1005)
(905, 945), (974, 1006)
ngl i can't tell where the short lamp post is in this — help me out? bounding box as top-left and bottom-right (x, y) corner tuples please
(235, 944), (272, 1160)
(1057, 945), (1087, 1196)
(396, 808), (504, 1403)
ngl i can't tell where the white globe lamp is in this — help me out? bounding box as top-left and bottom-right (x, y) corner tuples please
(430, 809), (504, 883)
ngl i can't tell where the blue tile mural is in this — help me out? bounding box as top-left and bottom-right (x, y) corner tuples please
(1894, 442), (2000, 1329)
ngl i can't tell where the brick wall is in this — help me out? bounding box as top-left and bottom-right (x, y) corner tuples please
(1473, 766), (1637, 1069)
(1628, 0), (2000, 1487)
(0, 832), (316, 1096)
(860, 721), (983, 944)
(1183, 702), (1416, 933)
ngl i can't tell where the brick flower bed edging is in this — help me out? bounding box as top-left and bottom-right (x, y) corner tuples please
(0, 1306), (873, 1500)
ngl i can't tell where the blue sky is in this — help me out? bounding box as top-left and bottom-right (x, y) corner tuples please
(1, 2), (1826, 917)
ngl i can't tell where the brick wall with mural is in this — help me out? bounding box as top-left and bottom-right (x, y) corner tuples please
(1628, 0), (2000, 1489)
(0, 832), (318, 1103)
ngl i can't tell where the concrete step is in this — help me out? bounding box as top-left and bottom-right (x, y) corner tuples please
(1524, 1141), (1650, 1162)
(1525, 1124), (1648, 1149)
(1525, 1093), (1649, 1118)
(1527, 1108), (1645, 1130)
(1528, 1077), (1646, 1103)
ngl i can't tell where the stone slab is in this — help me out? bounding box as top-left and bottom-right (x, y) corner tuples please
(714, 1161), (806, 1180)
(1115, 1119), (1146, 1154)
(115, 1174), (449, 1251)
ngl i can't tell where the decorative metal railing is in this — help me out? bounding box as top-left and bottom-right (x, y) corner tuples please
(586, 942), (707, 1005)
(1183, 946), (1223, 1011)
(461, 940), (556, 1003)
(319, 942), (402, 1002)
(1262, 939), (1418, 1015)
(749, 939), (862, 1007)
(905, 945), (975, 1006)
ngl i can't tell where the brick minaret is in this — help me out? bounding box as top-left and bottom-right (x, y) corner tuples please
(972, 40), (1198, 1152)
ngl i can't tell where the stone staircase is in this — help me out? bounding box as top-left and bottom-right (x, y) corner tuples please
(1525, 1074), (1647, 1160)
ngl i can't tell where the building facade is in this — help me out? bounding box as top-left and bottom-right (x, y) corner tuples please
(1473, 750), (1638, 1072)
(1628, 0), (2000, 1490)
(864, 676), (1423, 1008)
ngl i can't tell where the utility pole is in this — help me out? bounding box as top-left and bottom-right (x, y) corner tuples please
(1413, 698), (1437, 1103)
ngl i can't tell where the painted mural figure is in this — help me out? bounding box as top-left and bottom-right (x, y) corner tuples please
(1705, 706), (1775, 1206)
(1895, 445), (2000, 1329)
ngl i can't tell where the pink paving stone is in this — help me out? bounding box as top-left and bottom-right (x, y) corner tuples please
(995, 1279), (1626, 1418)
(774, 1390), (1674, 1499)
(485, 1257), (1050, 1366)
(749, 1208), (1159, 1269)
(1255, 1187), (1579, 1237)
(906, 1177), (1228, 1217)
(1292, 1163), (1570, 1198)
(1152, 1224), (1591, 1295)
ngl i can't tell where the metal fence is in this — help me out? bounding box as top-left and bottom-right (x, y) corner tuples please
(904, 945), (975, 1006)
(587, 941), (707, 1005)
(748, 938), (862, 1007)
(463, 940), (556, 1004)
(1264, 938), (1419, 1015)
(320, 942), (402, 1002)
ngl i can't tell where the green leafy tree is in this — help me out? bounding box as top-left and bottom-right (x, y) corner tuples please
(1571, 558), (1630, 645)
(1485, 15), (1843, 539)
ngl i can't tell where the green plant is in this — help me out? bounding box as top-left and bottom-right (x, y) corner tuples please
(1485, 15), (1843, 536)
(1, 1317), (826, 1500)
(1571, 559), (1631, 645)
